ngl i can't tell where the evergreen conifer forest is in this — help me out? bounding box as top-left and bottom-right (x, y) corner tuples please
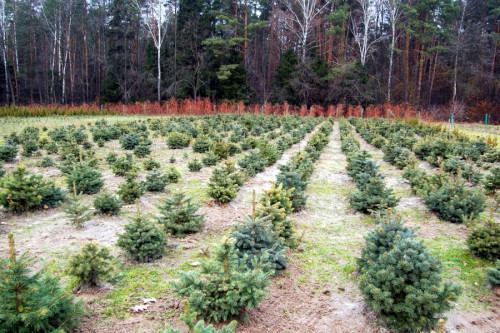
(0, 0), (498, 122)
(0, 114), (498, 332)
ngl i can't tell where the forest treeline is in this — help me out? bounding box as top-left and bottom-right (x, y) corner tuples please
(0, 0), (498, 119)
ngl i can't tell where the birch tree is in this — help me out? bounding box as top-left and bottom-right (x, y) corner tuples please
(11, 0), (19, 100)
(281, 0), (330, 62)
(452, 0), (466, 101)
(61, 0), (73, 103)
(351, 0), (385, 66)
(0, 0), (10, 104)
(383, 0), (403, 101)
(42, 0), (62, 102)
(132, 0), (171, 102)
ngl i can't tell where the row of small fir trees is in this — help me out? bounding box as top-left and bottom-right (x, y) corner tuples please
(165, 119), (334, 330)
(347, 117), (499, 299)
(338, 118), (399, 213)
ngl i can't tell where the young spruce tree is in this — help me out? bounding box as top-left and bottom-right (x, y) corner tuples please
(423, 170), (486, 223)
(172, 239), (269, 322)
(467, 209), (500, 260)
(257, 189), (296, 247)
(155, 193), (205, 236)
(66, 161), (104, 195)
(117, 172), (146, 204)
(0, 164), (49, 212)
(160, 301), (237, 333)
(350, 177), (399, 213)
(93, 192), (122, 215)
(207, 163), (239, 204)
(487, 260), (500, 287)
(358, 213), (461, 332)
(67, 242), (114, 287)
(63, 184), (92, 228)
(0, 234), (84, 332)
(230, 192), (288, 274)
(117, 200), (167, 262)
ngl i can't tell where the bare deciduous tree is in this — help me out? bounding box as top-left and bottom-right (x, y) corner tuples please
(383, 0), (403, 101)
(452, 0), (467, 101)
(0, 0), (11, 104)
(132, 0), (172, 102)
(351, 0), (385, 66)
(280, 0), (330, 62)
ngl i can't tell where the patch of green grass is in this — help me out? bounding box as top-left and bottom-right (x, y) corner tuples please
(308, 179), (334, 195)
(295, 223), (365, 287)
(342, 263), (356, 274)
(101, 265), (173, 317)
(426, 237), (494, 311)
(400, 208), (428, 223)
(175, 178), (209, 201)
(98, 232), (225, 318)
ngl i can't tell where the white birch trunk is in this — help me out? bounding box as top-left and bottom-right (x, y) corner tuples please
(61, 0), (72, 104)
(384, 0), (402, 102)
(0, 0), (9, 104)
(353, 0), (386, 66)
(13, 0), (18, 81)
(281, 0), (330, 63)
(157, 45), (161, 101)
(388, 22), (395, 101)
(133, 0), (171, 102)
(453, 0), (466, 101)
